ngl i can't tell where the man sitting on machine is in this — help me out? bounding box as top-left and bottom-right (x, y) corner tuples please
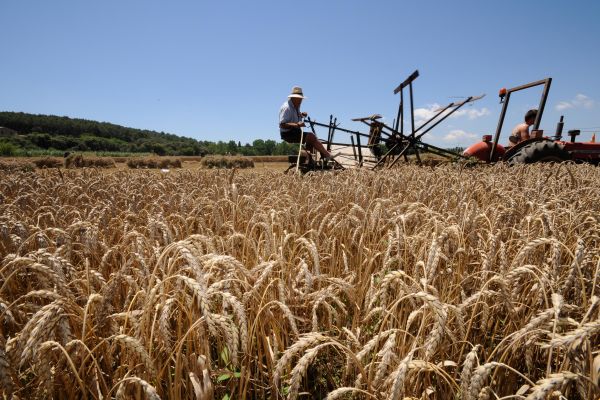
(279, 86), (335, 162)
(509, 109), (538, 145)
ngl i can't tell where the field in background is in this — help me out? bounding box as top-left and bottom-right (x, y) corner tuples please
(0, 164), (599, 399)
(0, 154), (291, 172)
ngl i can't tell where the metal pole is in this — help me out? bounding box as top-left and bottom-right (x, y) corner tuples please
(387, 143), (412, 169)
(331, 117), (337, 150)
(418, 142), (467, 158)
(295, 129), (304, 173)
(504, 78), (551, 93)
(308, 120), (367, 137)
(412, 103), (453, 134)
(413, 147), (422, 165)
(414, 98), (473, 141)
(373, 143), (400, 169)
(409, 82), (415, 138)
(400, 89), (404, 135)
(322, 141), (355, 147)
(534, 78), (552, 131)
(392, 72), (420, 135)
(326, 115), (333, 152)
(490, 93), (511, 162)
(395, 89), (403, 133)
(356, 133), (363, 167)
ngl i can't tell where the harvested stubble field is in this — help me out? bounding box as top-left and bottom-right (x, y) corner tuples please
(0, 164), (599, 400)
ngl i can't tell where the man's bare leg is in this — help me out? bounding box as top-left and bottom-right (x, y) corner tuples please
(304, 132), (331, 158)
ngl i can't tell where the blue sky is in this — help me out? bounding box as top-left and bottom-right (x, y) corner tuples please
(2, 0), (599, 147)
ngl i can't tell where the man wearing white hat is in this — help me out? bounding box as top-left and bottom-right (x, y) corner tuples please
(279, 86), (334, 161)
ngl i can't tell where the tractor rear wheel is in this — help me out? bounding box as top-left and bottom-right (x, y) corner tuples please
(508, 141), (570, 164)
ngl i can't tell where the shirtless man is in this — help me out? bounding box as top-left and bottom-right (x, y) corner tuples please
(509, 109), (537, 145)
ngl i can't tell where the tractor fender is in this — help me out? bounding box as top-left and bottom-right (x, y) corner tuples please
(463, 140), (505, 162)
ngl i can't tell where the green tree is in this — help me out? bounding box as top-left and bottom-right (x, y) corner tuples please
(151, 143), (167, 156)
(0, 141), (17, 156)
(180, 147), (196, 156)
(239, 143), (255, 156)
(49, 136), (79, 150)
(264, 140), (276, 155)
(274, 141), (297, 155)
(227, 140), (238, 154)
(252, 139), (266, 155)
(30, 133), (52, 148)
(0, 111), (207, 156)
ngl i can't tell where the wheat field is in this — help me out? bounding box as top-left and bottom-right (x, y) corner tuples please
(0, 164), (599, 399)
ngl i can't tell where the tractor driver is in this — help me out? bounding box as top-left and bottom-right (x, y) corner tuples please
(509, 109), (537, 145)
(279, 86), (335, 161)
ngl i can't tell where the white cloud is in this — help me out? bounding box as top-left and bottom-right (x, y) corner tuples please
(555, 94), (595, 111)
(455, 107), (490, 119)
(555, 101), (573, 111)
(574, 94), (594, 108)
(443, 129), (477, 142)
(413, 103), (489, 126)
(414, 104), (441, 123)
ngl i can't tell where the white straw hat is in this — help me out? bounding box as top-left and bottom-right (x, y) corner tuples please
(288, 86), (306, 99)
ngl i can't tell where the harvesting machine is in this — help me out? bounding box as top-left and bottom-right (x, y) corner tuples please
(285, 70), (483, 172)
(284, 73), (600, 173)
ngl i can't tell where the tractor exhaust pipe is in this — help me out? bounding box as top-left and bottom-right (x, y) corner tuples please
(568, 130), (580, 143)
(554, 115), (564, 140)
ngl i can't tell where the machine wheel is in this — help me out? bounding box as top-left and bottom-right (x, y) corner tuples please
(508, 141), (570, 164)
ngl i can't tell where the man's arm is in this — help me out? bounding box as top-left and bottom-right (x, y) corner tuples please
(279, 106), (305, 129)
(280, 121), (305, 129)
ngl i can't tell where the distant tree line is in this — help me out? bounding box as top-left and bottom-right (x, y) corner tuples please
(0, 112), (297, 156)
(202, 139), (297, 156)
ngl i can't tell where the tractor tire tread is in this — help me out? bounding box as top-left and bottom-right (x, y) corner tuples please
(508, 140), (570, 164)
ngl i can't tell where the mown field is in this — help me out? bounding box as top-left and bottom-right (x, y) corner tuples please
(0, 164), (599, 399)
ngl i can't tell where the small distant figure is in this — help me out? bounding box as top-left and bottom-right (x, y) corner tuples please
(509, 109), (537, 145)
(279, 86), (335, 161)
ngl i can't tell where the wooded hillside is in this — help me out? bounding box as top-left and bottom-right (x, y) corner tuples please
(0, 112), (296, 156)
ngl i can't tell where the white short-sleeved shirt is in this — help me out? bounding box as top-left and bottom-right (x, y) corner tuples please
(279, 99), (301, 133)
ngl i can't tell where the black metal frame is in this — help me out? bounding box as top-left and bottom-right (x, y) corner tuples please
(377, 98), (482, 168)
(369, 70), (483, 168)
(489, 78), (552, 162)
(286, 70), (485, 170)
(393, 70), (419, 135)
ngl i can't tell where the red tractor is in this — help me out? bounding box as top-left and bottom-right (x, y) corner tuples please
(464, 78), (600, 165)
